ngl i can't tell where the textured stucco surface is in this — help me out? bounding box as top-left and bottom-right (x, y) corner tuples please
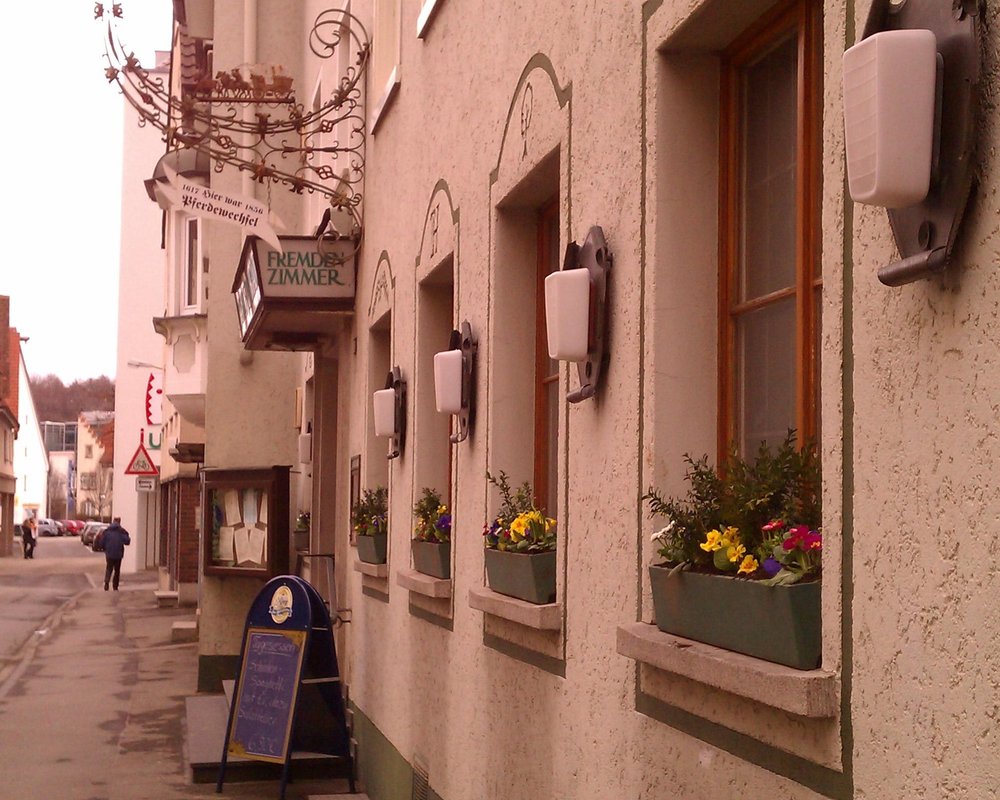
(850, 0), (1000, 796)
(192, 0), (1000, 797)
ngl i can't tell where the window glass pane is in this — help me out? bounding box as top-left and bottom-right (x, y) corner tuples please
(740, 32), (798, 302)
(814, 286), (822, 443)
(545, 379), (558, 516)
(736, 296), (796, 455)
(186, 219), (199, 307)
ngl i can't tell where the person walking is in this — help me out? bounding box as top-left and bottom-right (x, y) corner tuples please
(101, 517), (131, 591)
(21, 517), (37, 559)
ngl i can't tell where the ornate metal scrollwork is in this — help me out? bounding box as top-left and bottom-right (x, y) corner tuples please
(97, 4), (370, 245)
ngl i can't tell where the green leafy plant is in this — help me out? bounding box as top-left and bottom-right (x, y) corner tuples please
(483, 471), (556, 553)
(295, 510), (311, 530)
(352, 486), (388, 538)
(644, 432), (821, 582)
(413, 488), (451, 543)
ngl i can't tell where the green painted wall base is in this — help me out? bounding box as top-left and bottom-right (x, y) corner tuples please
(351, 702), (443, 800)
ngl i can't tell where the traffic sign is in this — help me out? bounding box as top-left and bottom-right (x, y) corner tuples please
(135, 476), (157, 492)
(125, 440), (159, 476)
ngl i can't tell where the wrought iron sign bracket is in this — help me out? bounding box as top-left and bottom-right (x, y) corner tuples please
(385, 366), (406, 460)
(98, 4), (372, 245)
(448, 321), (477, 444)
(860, 0), (982, 287)
(564, 227), (612, 403)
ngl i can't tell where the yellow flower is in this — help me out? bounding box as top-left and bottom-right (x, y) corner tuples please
(700, 529), (723, 552)
(720, 526), (740, 548)
(738, 555), (758, 575)
(727, 543), (746, 563)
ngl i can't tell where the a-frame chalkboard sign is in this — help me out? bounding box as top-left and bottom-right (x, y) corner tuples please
(217, 575), (354, 798)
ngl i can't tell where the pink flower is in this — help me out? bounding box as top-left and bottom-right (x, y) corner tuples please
(762, 519), (785, 533)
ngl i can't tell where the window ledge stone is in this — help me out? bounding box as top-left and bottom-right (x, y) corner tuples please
(468, 587), (561, 630)
(396, 568), (451, 598)
(353, 559), (389, 579)
(616, 622), (837, 718)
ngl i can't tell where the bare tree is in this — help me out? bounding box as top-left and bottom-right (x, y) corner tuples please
(48, 471), (68, 519)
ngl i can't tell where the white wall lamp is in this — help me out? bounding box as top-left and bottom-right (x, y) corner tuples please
(373, 366), (406, 459)
(843, 0), (982, 287)
(543, 226), (612, 403)
(433, 321), (477, 443)
(298, 423), (312, 464)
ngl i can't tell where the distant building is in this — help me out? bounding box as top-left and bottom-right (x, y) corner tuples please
(42, 421), (78, 453)
(77, 411), (114, 520)
(0, 296), (18, 556)
(42, 421), (78, 519)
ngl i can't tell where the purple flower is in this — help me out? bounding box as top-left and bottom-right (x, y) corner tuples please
(762, 557), (782, 577)
(435, 514), (452, 533)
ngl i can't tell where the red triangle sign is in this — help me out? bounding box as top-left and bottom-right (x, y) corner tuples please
(125, 440), (159, 476)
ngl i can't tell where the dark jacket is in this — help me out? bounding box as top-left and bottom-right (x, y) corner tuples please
(102, 523), (131, 560)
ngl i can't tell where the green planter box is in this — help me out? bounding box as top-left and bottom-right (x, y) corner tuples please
(485, 549), (556, 605)
(357, 533), (388, 565)
(411, 540), (451, 579)
(649, 566), (821, 670)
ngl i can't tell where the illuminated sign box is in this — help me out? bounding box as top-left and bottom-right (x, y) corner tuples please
(233, 235), (356, 351)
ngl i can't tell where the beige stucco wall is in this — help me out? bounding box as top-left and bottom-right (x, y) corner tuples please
(849, 0), (1000, 795)
(187, 0), (1000, 797)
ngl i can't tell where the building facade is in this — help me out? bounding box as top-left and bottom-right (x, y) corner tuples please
(76, 411), (114, 520)
(0, 296), (18, 556)
(122, 0), (1000, 797)
(13, 342), (48, 523)
(112, 52), (168, 576)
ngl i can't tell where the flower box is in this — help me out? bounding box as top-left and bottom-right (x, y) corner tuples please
(648, 565), (821, 670)
(357, 533), (388, 565)
(411, 540), (450, 579)
(485, 549), (556, 605)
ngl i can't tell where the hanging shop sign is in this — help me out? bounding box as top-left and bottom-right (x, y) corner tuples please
(232, 235), (357, 352)
(154, 164), (284, 250)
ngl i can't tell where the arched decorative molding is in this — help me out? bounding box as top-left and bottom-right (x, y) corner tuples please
(490, 52), (571, 200)
(368, 250), (395, 324)
(416, 179), (460, 284)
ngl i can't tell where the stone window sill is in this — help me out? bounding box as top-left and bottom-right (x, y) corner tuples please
(396, 568), (451, 598)
(468, 586), (561, 631)
(616, 622), (837, 718)
(353, 560), (388, 579)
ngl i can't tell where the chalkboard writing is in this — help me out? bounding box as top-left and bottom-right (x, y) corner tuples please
(228, 628), (306, 763)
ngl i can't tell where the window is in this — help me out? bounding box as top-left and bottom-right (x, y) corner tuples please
(370, 0), (401, 131)
(85, 445), (93, 459)
(718, 0), (820, 458)
(535, 201), (560, 516)
(184, 217), (200, 308)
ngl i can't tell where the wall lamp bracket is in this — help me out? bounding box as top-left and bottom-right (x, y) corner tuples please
(843, 0), (982, 287)
(544, 226), (612, 403)
(433, 321), (477, 444)
(373, 366), (406, 459)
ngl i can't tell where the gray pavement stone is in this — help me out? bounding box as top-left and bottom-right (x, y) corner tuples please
(0, 555), (356, 800)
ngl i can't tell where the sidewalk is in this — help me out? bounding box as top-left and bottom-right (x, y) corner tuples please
(0, 562), (356, 800)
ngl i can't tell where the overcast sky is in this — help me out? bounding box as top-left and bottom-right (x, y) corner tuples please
(0, 2), (173, 383)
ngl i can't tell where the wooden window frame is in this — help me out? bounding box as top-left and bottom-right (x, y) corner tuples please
(534, 200), (560, 514)
(717, 0), (821, 462)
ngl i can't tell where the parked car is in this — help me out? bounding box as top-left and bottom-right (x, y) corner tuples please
(36, 518), (61, 537)
(61, 520), (85, 535)
(81, 522), (108, 547)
